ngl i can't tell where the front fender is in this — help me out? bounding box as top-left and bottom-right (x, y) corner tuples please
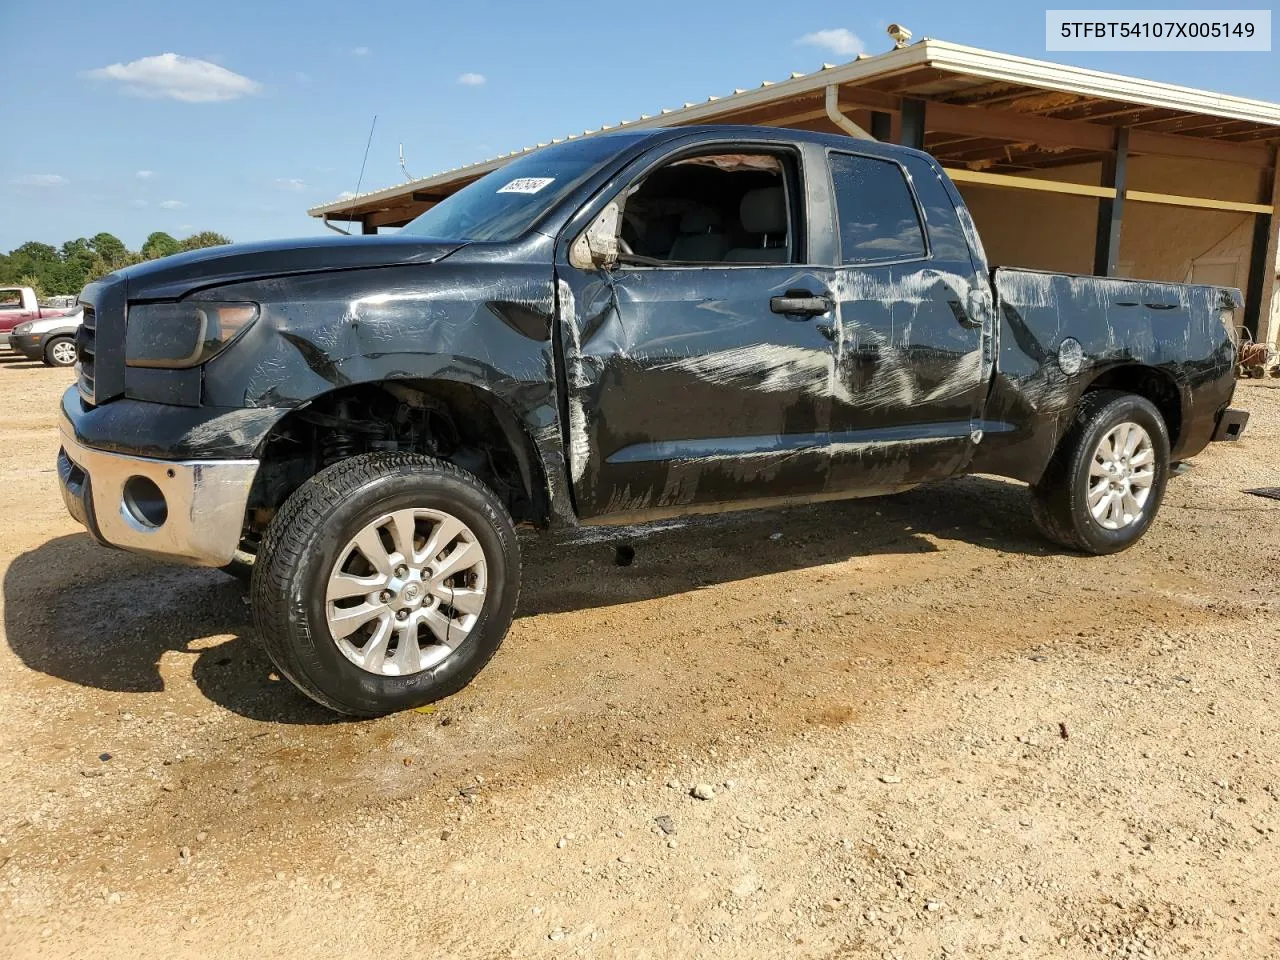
(198, 258), (563, 453)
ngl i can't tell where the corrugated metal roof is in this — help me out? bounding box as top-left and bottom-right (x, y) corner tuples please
(309, 38), (1280, 220)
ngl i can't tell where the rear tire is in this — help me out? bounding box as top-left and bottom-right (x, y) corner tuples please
(1029, 390), (1170, 555)
(44, 336), (77, 367)
(250, 453), (521, 717)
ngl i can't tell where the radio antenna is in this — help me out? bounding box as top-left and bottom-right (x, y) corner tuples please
(352, 114), (377, 201)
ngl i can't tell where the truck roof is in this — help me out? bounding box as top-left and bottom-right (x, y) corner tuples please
(597, 124), (933, 165)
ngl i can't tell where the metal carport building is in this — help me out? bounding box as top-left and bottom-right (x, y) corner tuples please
(308, 38), (1280, 345)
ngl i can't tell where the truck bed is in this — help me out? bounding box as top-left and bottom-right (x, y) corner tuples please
(968, 267), (1239, 482)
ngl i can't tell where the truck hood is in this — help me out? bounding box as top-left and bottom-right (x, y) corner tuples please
(117, 235), (468, 301)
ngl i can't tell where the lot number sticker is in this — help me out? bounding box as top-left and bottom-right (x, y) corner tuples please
(497, 177), (555, 194)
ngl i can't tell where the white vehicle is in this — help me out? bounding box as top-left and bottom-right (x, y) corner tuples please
(9, 308), (85, 367)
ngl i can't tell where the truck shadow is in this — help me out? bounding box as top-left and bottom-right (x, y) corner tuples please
(3, 475), (1046, 723)
(0, 355), (49, 371)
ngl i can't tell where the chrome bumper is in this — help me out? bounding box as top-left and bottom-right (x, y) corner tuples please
(57, 418), (258, 567)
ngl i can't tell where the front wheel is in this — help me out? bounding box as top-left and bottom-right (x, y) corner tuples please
(44, 336), (77, 367)
(250, 453), (521, 717)
(1030, 390), (1170, 555)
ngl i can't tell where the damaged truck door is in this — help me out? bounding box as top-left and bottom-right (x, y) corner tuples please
(824, 150), (988, 493)
(559, 142), (837, 517)
(54, 125), (1248, 717)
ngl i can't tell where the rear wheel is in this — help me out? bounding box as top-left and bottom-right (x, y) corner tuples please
(44, 336), (77, 367)
(1030, 390), (1170, 555)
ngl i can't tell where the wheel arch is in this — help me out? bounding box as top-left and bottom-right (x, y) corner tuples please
(245, 376), (553, 539)
(1080, 363), (1183, 451)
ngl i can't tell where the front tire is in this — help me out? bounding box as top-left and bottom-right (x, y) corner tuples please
(1030, 390), (1170, 555)
(250, 453), (521, 717)
(44, 336), (77, 367)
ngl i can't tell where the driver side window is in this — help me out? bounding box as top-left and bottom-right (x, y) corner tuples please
(616, 150), (801, 266)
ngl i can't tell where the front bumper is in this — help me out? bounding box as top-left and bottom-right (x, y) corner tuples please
(0, 333), (9, 349)
(58, 411), (259, 567)
(10, 332), (45, 361)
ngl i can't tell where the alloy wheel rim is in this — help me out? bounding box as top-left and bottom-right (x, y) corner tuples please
(52, 341), (77, 365)
(1088, 421), (1155, 531)
(325, 507), (488, 676)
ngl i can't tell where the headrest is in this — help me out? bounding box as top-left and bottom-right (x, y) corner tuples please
(740, 187), (787, 234)
(679, 207), (721, 233)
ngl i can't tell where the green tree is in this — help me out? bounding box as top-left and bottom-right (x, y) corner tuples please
(178, 231), (232, 252)
(140, 231), (180, 260)
(58, 238), (97, 293)
(86, 255), (114, 283)
(2, 230), (234, 295)
(89, 232), (128, 268)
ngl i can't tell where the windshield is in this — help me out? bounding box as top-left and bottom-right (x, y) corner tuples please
(400, 134), (644, 242)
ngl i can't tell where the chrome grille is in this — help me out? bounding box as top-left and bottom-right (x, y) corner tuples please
(76, 305), (96, 404)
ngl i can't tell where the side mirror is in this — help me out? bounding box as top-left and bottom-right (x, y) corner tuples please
(569, 202), (620, 270)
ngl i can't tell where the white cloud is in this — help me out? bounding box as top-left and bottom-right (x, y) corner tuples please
(136, 169), (153, 179)
(160, 199), (187, 209)
(87, 53), (262, 102)
(352, 46), (370, 56)
(177, 224), (194, 232)
(457, 72), (486, 86)
(295, 71), (311, 83)
(132, 199), (149, 208)
(796, 28), (865, 57)
(337, 190), (357, 200)
(11, 173), (68, 187)
(273, 178), (307, 192)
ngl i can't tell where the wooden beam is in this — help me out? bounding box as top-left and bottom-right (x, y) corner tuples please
(1095, 128), (1129, 277)
(1124, 190), (1273, 215)
(1244, 147), (1280, 342)
(370, 207), (427, 228)
(734, 89), (900, 127)
(1128, 129), (1272, 166)
(926, 101), (1115, 151)
(944, 163), (1275, 214)
(869, 68), (944, 95)
(944, 167), (1116, 198)
(360, 218), (378, 236)
(925, 101), (1273, 167)
(943, 86), (1037, 110)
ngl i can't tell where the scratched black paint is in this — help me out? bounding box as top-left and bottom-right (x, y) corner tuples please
(61, 126), (1241, 529)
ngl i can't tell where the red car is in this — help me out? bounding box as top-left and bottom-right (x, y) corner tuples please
(0, 287), (79, 350)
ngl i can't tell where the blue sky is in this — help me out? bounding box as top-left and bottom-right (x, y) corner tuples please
(1, 0), (1275, 252)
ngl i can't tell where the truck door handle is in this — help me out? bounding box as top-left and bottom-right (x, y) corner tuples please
(770, 290), (832, 318)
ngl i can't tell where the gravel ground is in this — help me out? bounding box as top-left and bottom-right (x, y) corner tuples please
(0, 354), (1277, 959)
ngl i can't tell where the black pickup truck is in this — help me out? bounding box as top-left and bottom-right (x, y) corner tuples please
(58, 125), (1247, 716)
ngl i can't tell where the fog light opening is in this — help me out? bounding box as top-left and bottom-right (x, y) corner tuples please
(123, 476), (168, 528)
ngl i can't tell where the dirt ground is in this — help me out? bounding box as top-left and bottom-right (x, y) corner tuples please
(0, 354), (1277, 959)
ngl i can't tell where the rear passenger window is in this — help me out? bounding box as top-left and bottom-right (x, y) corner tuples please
(829, 153), (926, 264)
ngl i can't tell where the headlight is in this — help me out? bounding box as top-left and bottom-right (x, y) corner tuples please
(13, 321), (33, 335)
(125, 301), (259, 369)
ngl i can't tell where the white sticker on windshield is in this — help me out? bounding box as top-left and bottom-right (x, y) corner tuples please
(497, 177), (555, 195)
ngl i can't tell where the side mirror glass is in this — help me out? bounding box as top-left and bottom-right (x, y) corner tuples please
(570, 202), (620, 270)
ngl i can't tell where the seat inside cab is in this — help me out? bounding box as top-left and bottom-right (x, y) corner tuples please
(618, 153), (795, 264)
